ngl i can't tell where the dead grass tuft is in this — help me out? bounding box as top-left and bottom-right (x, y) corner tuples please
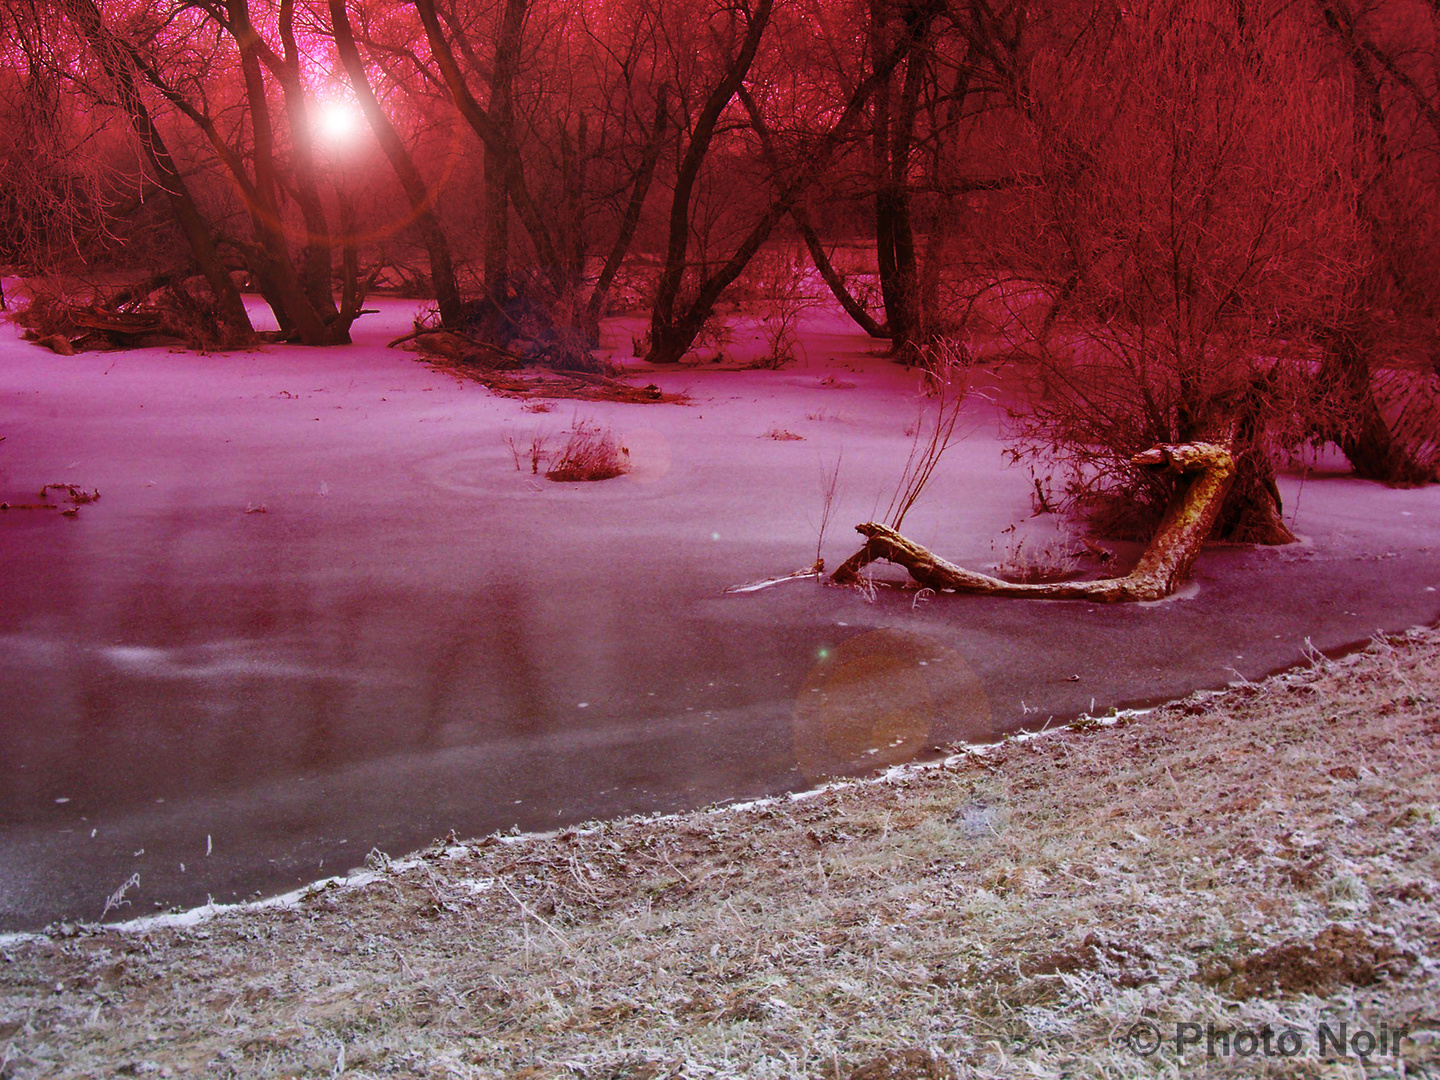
(826, 1048), (956, 1080)
(989, 535), (1082, 584)
(546, 419), (630, 482)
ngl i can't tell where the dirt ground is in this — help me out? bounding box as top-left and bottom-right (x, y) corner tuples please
(2, 626), (1436, 1079)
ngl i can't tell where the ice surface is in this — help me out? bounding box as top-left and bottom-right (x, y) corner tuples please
(1, 297), (1436, 930)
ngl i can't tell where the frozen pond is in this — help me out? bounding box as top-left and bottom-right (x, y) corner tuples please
(2, 301), (1437, 931)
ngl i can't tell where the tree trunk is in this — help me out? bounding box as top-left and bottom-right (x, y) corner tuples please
(1219, 444), (1294, 544)
(232, 4), (333, 345)
(478, 0), (526, 341)
(335, 181), (361, 340)
(889, 22), (925, 348)
(646, 0), (774, 362)
(832, 441), (1237, 602)
(870, 0), (929, 355)
(274, 0), (340, 329)
(796, 210), (890, 339)
(1314, 1), (1440, 485)
(584, 90), (668, 341)
(476, 0), (521, 340)
(1211, 375), (1296, 544)
(561, 114), (587, 305)
(1318, 325), (1438, 485)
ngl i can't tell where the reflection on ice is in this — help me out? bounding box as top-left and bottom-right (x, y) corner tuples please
(100, 641), (342, 682)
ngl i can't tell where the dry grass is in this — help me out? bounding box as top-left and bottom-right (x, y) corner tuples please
(989, 536), (1082, 585)
(545, 420), (630, 482)
(504, 430), (551, 475)
(419, 351), (684, 407)
(2, 630), (1438, 1079)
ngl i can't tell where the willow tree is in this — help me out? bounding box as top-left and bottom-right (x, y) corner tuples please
(988, 0), (1359, 546)
(1311, 0), (1440, 484)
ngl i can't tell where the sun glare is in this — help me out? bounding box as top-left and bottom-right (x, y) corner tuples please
(314, 100), (365, 145)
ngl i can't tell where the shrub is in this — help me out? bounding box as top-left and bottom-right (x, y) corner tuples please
(745, 248), (818, 369)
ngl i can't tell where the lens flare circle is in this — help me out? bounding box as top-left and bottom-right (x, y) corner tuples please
(621, 427), (672, 486)
(792, 629), (992, 783)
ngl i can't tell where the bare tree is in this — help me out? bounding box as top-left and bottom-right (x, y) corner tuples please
(641, 0), (934, 364)
(642, 0), (774, 363)
(411, 0), (566, 303)
(988, 0), (1359, 544)
(582, 87), (669, 339)
(328, 0), (464, 326)
(738, 85), (890, 340)
(0, 6), (113, 273)
(63, 0), (367, 343)
(185, 0), (358, 342)
(30, 0), (256, 341)
(868, 0), (942, 354)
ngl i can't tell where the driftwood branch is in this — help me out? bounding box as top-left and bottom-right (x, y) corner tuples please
(831, 441), (1236, 602)
(387, 324), (466, 349)
(724, 561), (825, 594)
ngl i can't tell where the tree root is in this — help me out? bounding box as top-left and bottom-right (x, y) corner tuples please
(831, 441), (1236, 602)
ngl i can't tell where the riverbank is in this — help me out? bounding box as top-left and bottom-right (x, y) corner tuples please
(2, 627), (1436, 1078)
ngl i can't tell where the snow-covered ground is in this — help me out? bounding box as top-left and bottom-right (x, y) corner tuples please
(1, 297), (1437, 931)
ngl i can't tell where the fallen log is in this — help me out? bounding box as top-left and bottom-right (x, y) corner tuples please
(72, 310), (162, 336)
(831, 441), (1236, 602)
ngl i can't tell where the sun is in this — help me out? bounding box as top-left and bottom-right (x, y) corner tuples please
(314, 100), (365, 146)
